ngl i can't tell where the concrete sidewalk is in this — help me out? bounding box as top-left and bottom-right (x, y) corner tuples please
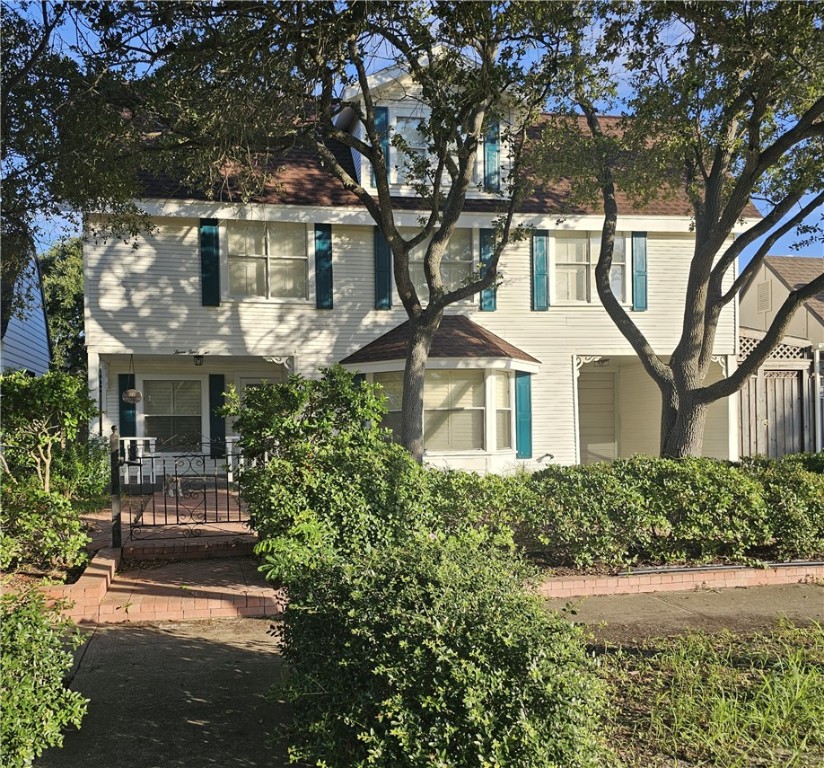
(545, 582), (824, 642)
(36, 619), (290, 768)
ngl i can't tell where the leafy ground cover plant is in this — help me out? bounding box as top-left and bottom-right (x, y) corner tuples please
(0, 590), (88, 768)
(602, 621), (824, 768)
(280, 529), (609, 768)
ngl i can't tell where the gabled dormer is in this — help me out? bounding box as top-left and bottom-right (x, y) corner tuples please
(335, 56), (509, 198)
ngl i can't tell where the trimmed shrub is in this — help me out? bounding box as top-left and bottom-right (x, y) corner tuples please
(0, 590), (88, 768)
(612, 456), (771, 562)
(281, 530), (607, 768)
(525, 463), (647, 567)
(226, 366), (433, 582)
(50, 435), (109, 506)
(740, 459), (824, 559)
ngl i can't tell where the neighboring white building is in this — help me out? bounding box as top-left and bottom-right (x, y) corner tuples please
(1, 254), (51, 376)
(84, 74), (749, 471)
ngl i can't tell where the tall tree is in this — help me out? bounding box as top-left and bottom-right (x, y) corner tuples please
(1, 1), (150, 334)
(94, 0), (586, 461)
(536, 0), (824, 457)
(40, 238), (86, 375)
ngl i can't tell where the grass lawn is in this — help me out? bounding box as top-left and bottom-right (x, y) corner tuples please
(598, 621), (823, 767)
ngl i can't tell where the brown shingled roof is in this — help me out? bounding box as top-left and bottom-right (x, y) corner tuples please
(764, 256), (824, 326)
(138, 115), (761, 219)
(340, 315), (540, 365)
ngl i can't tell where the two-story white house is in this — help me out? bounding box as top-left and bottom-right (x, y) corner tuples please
(84, 69), (748, 472)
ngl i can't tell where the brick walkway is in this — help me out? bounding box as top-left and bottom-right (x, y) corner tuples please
(45, 508), (285, 625)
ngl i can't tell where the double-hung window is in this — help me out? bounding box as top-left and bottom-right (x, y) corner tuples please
(227, 221), (307, 299)
(394, 116), (428, 183)
(494, 371), (512, 450)
(144, 380), (203, 452)
(555, 233), (628, 303)
(404, 228), (474, 300)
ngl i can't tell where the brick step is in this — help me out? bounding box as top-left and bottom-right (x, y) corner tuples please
(94, 592), (285, 624)
(122, 534), (257, 561)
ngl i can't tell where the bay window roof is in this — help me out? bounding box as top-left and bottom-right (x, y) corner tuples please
(340, 315), (540, 367)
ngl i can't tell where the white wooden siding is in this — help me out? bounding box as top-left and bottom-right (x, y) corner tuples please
(86, 215), (738, 464)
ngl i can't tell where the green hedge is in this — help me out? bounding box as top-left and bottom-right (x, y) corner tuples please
(0, 590), (87, 768)
(281, 531), (607, 768)
(518, 455), (823, 567)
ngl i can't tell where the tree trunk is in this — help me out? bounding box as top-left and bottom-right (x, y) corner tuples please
(401, 312), (441, 463)
(660, 395), (709, 458)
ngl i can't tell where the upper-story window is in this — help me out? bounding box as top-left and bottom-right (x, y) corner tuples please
(227, 221), (307, 299)
(394, 116), (427, 182)
(403, 228), (474, 299)
(555, 233), (628, 304)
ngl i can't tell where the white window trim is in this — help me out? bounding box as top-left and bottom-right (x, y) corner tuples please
(361, 106), (483, 192)
(221, 221), (315, 305)
(402, 226), (479, 306)
(370, 366), (518, 456)
(136, 373), (209, 452)
(549, 232), (633, 307)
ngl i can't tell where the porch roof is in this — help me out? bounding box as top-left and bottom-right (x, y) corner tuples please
(340, 315), (540, 365)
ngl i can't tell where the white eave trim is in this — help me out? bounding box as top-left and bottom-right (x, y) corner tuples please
(341, 356), (540, 374)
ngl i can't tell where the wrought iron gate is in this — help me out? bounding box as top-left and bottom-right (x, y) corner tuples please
(119, 442), (250, 540)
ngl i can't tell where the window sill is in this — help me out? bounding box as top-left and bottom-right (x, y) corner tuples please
(225, 296), (313, 306)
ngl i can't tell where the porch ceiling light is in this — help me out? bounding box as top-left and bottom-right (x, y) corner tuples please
(193, 354), (205, 366)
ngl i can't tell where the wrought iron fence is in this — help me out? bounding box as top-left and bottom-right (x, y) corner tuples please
(118, 436), (250, 539)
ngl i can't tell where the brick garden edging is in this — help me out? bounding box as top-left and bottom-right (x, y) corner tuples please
(538, 562), (824, 599)
(41, 547), (121, 623)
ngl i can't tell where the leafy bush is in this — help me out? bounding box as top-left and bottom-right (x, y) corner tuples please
(0, 483), (89, 572)
(225, 365), (433, 582)
(0, 590), (88, 768)
(739, 459), (824, 559)
(526, 463), (648, 567)
(612, 456), (771, 562)
(281, 530), (607, 768)
(50, 436), (109, 505)
(0, 371), (97, 495)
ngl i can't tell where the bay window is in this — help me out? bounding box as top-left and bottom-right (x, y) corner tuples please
(374, 369), (514, 453)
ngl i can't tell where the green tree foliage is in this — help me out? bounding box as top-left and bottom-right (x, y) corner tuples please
(1, 1), (152, 331)
(40, 238), (86, 374)
(0, 590), (88, 768)
(533, 0), (824, 457)
(90, 0), (588, 460)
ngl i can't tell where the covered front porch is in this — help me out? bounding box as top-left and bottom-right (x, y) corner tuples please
(575, 355), (737, 463)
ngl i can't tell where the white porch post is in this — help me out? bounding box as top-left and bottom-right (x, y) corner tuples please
(725, 354), (740, 462)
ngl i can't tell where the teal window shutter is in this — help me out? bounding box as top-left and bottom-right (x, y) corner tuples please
(118, 373), (136, 439)
(315, 224), (333, 309)
(208, 374), (226, 459)
(480, 228), (496, 311)
(371, 107), (389, 186)
(484, 120), (500, 192)
(200, 218), (220, 306)
(532, 230), (549, 311)
(374, 228), (392, 309)
(632, 232), (648, 311)
(515, 372), (532, 459)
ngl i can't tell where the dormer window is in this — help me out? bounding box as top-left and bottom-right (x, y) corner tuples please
(394, 116), (427, 181)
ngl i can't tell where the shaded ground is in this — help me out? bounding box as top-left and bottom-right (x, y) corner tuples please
(546, 582), (824, 644)
(36, 619), (289, 768)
